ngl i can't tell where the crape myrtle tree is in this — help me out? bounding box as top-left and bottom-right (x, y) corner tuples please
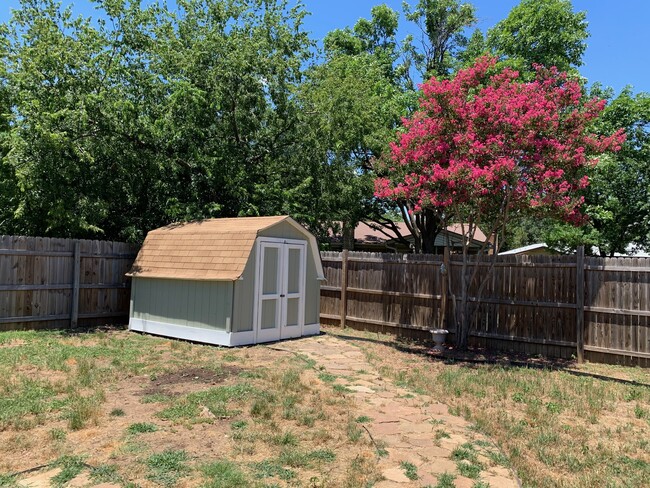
(374, 56), (624, 347)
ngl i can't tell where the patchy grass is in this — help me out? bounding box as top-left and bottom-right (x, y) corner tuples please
(0, 474), (18, 487)
(333, 326), (650, 488)
(201, 460), (249, 487)
(90, 464), (122, 484)
(126, 422), (158, 435)
(318, 371), (337, 383)
(434, 472), (456, 488)
(400, 460), (419, 480)
(0, 328), (378, 486)
(51, 455), (86, 487)
(146, 449), (190, 487)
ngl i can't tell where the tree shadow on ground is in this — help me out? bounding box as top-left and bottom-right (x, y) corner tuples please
(328, 331), (650, 388)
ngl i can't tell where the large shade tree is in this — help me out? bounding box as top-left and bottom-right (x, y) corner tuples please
(375, 56), (624, 347)
(487, 0), (589, 74)
(404, 0), (477, 79)
(545, 87), (650, 255)
(300, 5), (411, 246)
(0, 0), (313, 242)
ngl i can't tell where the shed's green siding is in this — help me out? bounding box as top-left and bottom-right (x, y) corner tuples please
(231, 221), (321, 332)
(131, 278), (232, 331)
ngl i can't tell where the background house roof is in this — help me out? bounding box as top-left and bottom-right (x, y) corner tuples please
(128, 216), (321, 281)
(354, 222), (487, 245)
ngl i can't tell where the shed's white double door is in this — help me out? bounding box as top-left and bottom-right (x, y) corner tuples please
(255, 238), (306, 343)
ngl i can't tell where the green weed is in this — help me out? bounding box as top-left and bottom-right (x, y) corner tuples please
(333, 384), (352, 394)
(399, 461), (418, 480)
(49, 428), (66, 442)
(127, 422), (158, 435)
(90, 464), (122, 484)
(347, 418), (363, 442)
(318, 372), (336, 383)
(435, 429), (451, 440)
(309, 449), (336, 463)
(270, 431), (298, 446)
(278, 448), (311, 468)
(231, 420), (247, 430)
(66, 393), (102, 430)
(472, 482), (491, 488)
(146, 450), (190, 487)
(51, 455), (86, 487)
(201, 460), (249, 488)
(0, 474), (18, 487)
(434, 472), (456, 488)
(252, 460), (296, 481)
(634, 404), (647, 419)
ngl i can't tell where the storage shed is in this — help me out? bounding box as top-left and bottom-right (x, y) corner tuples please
(127, 216), (324, 346)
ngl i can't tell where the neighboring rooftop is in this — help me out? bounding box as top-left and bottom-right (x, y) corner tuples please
(352, 221), (487, 247)
(498, 243), (551, 256)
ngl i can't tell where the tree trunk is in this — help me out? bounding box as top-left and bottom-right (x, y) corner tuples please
(417, 209), (442, 254)
(342, 222), (355, 250)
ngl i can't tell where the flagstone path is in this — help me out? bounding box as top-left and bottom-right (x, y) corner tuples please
(274, 334), (520, 488)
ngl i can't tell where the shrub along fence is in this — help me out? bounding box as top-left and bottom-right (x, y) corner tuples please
(320, 249), (650, 367)
(0, 235), (138, 331)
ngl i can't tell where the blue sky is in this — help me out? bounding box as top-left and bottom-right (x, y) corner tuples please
(1, 0), (648, 94)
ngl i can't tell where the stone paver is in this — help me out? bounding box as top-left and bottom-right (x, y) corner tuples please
(17, 467), (120, 488)
(275, 335), (520, 487)
(18, 468), (62, 488)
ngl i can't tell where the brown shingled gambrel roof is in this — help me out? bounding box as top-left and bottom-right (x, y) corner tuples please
(127, 216), (306, 281)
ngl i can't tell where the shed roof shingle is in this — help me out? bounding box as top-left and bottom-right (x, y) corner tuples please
(127, 216), (290, 281)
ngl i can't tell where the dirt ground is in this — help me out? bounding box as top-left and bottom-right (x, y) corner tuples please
(0, 331), (385, 487)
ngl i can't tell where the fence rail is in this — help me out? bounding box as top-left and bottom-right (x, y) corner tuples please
(320, 249), (650, 367)
(0, 235), (138, 330)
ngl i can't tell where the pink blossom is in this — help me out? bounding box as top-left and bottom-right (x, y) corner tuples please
(374, 55), (626, 224)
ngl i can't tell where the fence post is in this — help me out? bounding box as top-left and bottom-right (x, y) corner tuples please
(576, 245), (585, 363)
(440, 247), (449, 329)
(340, 249), (349, 328)
(70, 241), (81, 329)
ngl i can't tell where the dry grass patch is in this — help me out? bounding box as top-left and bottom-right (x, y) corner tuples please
(0, 328), (382, 487)
(330, 326), (650, 488)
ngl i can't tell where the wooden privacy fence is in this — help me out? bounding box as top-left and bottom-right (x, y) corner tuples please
(0, 236), (138, 331)
(320, 249), (650, 367)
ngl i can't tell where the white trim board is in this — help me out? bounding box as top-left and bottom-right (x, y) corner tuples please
(129, 318), (320, 346)
(129, 318), (255, 347)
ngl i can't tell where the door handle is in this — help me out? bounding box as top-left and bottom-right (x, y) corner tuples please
(280, 294), (285, 298)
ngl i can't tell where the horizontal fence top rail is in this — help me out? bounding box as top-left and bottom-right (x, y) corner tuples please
(0, 235), (139, 252)
(321, 250), (444, 263)
(321, 250), (650, 269)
